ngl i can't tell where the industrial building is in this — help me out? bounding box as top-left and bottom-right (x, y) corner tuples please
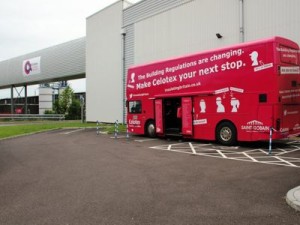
(87, 0), (300, 123)
(1, 0), (300, 123)
(0, 38), (85, 115)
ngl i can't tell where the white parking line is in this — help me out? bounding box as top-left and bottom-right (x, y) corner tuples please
(276, 146), (300, 156)
(62, 128), (85, 135)
(274, 156), (297, 167)
(216, 150), (227, 158)
(219, 146), (239, 150)
(110, 135), (128, 139)
(189, 143), (197, 154)
(135, 138), (158, 142)
(242, 152), (258, 162)
(287, 141), (300, 145)
(243, 149), (268, 155)
(149, 142), (300, 168)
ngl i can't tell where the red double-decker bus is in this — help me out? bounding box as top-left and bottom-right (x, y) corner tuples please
(126, 37), (300, 145)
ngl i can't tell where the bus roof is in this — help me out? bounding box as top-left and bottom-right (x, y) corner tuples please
(128, 36), (299, 70)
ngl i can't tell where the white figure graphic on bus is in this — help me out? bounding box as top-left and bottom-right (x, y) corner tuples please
(216, 97), (225, 113)
(130, 73), (136, 83)
(249, 51), (259, 66)
(230, 97), (240, 112)
(199, 99), (206, 113)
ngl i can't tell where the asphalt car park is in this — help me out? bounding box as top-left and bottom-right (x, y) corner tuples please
(0, 129), (299, 225)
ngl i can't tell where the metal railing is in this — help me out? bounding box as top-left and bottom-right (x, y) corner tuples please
(0, 114), (65, 121)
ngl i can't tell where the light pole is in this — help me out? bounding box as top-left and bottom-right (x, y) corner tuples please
(80, 95), (85, 123)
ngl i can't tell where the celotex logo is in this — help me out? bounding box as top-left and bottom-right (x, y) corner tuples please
(24, 61), (32, 75)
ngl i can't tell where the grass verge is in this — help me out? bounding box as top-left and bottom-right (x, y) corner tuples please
(0, 121), (126, 139)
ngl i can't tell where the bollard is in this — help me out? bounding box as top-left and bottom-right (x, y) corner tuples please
(96, 120), (99, 135)
(114, 120), (119, 138)
(268, 127), (273, 155)
(126, 123), (130, 139)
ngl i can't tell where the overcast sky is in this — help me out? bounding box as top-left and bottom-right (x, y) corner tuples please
(0, 0), (140, 98)
(0, 0), (140, 61)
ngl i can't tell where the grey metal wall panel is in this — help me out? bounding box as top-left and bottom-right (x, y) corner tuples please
(244, 0), (300, 44)
(123, 24), (135, 121)
(123, 0), (194, 26)
(0, 37), (86, 89)
(125, 0), (239, 66)
(123, 0), (195, 72)
(124, 25), (135, 74)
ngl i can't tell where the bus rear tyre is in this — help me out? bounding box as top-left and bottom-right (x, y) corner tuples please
(216, 122), (237, 146)
(145, 121), (156, 138)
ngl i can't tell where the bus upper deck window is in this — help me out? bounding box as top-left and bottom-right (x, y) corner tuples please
(129, 101), (142, 114)
(279, 45), (299, 65)
(259, 94), (267, 103)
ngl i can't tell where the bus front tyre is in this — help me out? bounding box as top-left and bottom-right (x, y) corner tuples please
(145, 121), (156, 138)
(216, 122), (237, 146)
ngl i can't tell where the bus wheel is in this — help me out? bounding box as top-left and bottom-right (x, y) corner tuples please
(216, 122), (237, 146)
(145, 120), (156, 138)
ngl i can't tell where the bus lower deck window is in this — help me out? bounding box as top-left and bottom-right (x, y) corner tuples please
(129, 101), (142, 113)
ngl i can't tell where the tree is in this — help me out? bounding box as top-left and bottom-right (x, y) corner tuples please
(66, 99), (81, 120)
(53, 86), (80, 119)
(58, 86), (74, 114)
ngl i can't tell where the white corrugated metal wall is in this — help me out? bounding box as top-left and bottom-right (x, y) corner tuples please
(86, 1), (124, 123)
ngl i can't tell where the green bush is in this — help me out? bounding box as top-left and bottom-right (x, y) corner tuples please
(66, 99), (81, 120)
(44, 110), (55, 114)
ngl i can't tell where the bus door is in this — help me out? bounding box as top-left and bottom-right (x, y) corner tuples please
(155, 97), (193, 136)
(163, 98), (181, 135)
(155, 99), (164, 134)
(181, 97), (193, 136)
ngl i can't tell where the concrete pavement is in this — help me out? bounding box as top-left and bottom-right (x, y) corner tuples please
(287, 186), (300, 211)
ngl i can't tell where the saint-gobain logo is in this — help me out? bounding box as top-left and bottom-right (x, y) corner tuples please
(24, 61), (32, 75)
(246, 120), (263, 125)
(241, 120), (269, 132)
